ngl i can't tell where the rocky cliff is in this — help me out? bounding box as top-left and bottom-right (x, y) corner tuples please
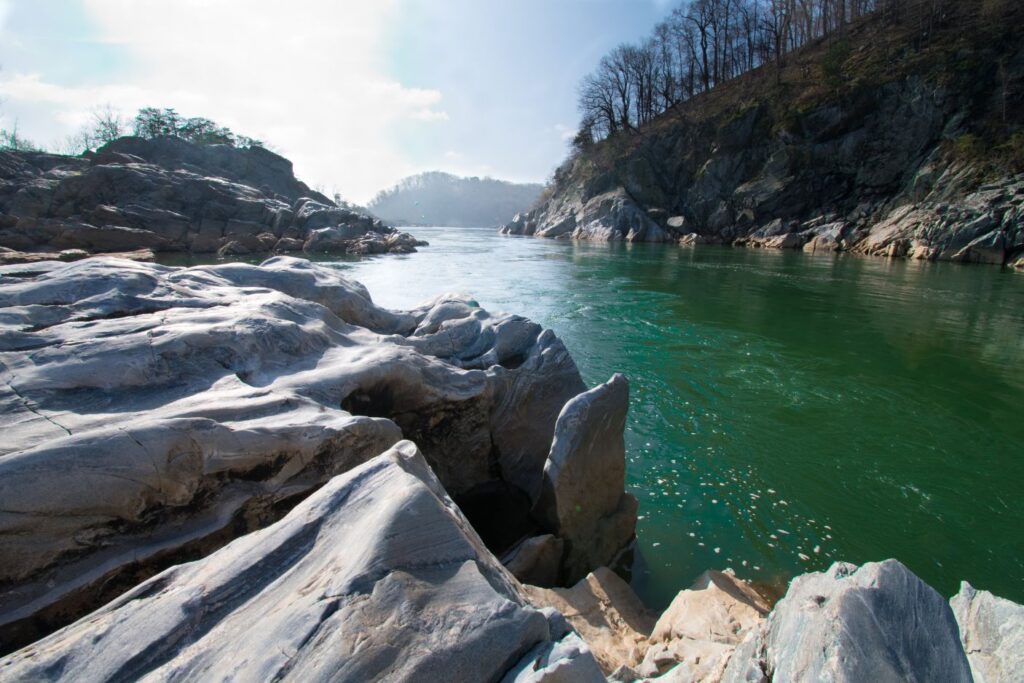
(0, 136), (425, 263)
(502, 2), (1024, 269)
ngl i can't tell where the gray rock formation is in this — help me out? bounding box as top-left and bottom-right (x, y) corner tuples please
(951, 581), (1024, 683)
(501, 70), (1024, 267)
(0, 136), (426, 257)
(502, 534), (566, 587)
(0, 255), (597, 650)
(533, 374), (637, 583)
(722, 559), (973, 683)
(0, 441), (605, 682)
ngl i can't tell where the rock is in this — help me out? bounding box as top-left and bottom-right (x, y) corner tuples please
(524, 567), (656, 674)
(0, 256), (591, 650)
(533, 374), (637, 582)
(503, 534), (565, 587)
(721, 560), (973, 683)
(0, 247), (155, 265)
(0, 138), (425, 257)
(573, 189), (671, 242)
(0, 441), (604, 682)
(501, 632), (606, 683)
(951, 581), (1024, 683)
(667, 216), (687, 230)
(678, 232), (707, 246)
(651, 570), (769, 646)
(637, 570), (769, 681)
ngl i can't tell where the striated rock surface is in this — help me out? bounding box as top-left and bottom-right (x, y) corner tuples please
(0, 255), (594, 650)
(524, 567), (656, 674)
(534, 374), (637, 583)
(951, 581), (1024, 683)
(0, 136), (426, 257)
(0, 441), (605, 682)
(722, 559), (972, 683)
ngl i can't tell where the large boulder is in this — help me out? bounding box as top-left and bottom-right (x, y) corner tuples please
(0, 256), (589, 651)
(951, 581), (1024, 683)
(722, 560), (973, 683)
(0, 441), (605, 682)
(533, 374), (637, 582)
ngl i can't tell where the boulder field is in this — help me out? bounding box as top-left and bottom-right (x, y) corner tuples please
(0, 136), (426, 263)
(0, 255), (1019, 681)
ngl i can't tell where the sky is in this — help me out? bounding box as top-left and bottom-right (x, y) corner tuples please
(0, 0), (671, 203)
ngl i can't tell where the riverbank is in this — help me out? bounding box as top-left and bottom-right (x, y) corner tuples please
(1, 253), (1020, 681)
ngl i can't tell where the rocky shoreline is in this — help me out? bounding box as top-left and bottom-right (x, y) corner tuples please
(0, 136), (426, 264)
(500, 169), (1024, 271)
(500, 31), (1024, 272)
(0, 256), (1020, 681)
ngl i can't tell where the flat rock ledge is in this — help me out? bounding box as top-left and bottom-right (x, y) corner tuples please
(0, 136), (426, 259)
(0, 255), (635, 653)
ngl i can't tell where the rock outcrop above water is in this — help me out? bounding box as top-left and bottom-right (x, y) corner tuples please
(526, 559), (1017, 683)
(502, 4), (1024, 268)
(0, 255), (636, 652)
(534, 374), (637, 584)
(721, 559), (972, 683)
(0, 136), (425, 258)
(0, 441), (606, 682)
(951, 581), (1024, 683)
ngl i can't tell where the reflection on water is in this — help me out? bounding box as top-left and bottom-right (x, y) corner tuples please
(164, 228), (1024, 606)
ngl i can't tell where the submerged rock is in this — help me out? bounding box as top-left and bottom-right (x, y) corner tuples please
(721, 559), (973, 682)
(0, 255), (592, 650)
(0, 441), (604, 682)
(951, 581), (1024, 683)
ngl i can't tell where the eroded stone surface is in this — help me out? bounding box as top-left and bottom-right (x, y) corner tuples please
(0, 441), (604, 682)
(636, 570), (770, 681)
(0, 255), (586, 649)
(524, 567), (656, 675)
(534, 374), (637, 582)
(721, 559), (973, 683)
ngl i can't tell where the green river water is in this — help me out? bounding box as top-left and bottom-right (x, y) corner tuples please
(189, 226), (1024, 608)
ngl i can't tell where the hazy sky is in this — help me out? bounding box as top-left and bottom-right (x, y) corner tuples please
(0, 0), (671, 203)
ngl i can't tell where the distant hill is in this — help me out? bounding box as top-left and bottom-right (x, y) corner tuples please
(368, 172), (544, 228)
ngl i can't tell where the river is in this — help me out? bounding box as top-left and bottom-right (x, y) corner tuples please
(192, 226), (1024, 608)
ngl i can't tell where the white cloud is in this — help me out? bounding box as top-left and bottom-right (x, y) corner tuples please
(0, 0), (449, 203)
(553, 123), (576, 141)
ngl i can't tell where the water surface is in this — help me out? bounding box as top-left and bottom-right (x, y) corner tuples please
(189, 228), (1024, 607)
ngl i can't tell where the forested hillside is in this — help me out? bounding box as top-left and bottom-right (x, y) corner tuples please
(504, 0), (1024, 267)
